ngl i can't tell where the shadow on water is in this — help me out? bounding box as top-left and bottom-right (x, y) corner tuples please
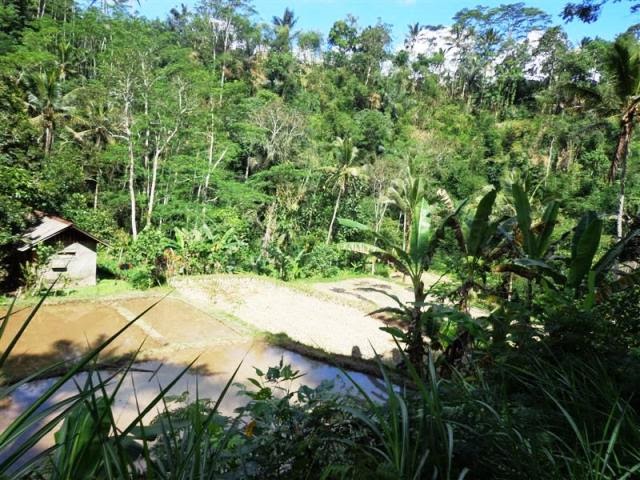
(0, 334), (233, 384)
(0, 288), (396, 473)
(0, 335), (387, 468)
(1, 335), (128, 382)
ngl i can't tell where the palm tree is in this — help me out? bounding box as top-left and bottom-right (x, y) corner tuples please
(607, 34), (640, 239)
(405, 22), (423, 50)
(168, 3), (190, 33)
(387, 160), (424, 249)
(272, 7), (298, 52)
(66, 99), (115, 150)
(562, 34), (640, 239)
(272, 7), (297, 29)
(326, 137), (363, 244)
(66, 99), (116, 210)
(24, 69), (76, 155)
(55, 40), (75, 81)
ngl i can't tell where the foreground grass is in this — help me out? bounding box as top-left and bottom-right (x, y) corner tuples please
(2, 283), (640, 479)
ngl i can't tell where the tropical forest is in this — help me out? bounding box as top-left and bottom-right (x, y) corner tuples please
(1, 0), (640, 477)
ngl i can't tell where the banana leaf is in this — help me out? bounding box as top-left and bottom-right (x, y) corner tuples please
(592, 228), (640, 281)
(512, 183), (534, 256)
(409, 199), (433, 266)
(536, 201), (560, 257)
(568, 212), (603, 288)
(467, 189), (497, 257)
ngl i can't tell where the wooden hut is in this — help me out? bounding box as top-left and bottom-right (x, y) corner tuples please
(18, 214), (105, 287)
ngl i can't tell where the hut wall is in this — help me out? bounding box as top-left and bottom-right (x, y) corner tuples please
(41, 238), (97, 287)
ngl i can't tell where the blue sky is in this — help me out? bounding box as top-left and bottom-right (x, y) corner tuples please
(135, 0), (639, 47)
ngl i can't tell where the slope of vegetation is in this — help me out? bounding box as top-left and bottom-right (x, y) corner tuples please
(0, 0), (638, 289)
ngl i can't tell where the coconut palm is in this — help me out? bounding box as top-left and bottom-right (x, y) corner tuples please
(326, 137), (364, 244)
(168, 3), (190, 33)
(607, 34), (640, 239)
(55, 40), (75, 81)
(271, 7), (298, 52)
(405, 22), (423, 50)
(567, 35), (640, 239)
(65, 98), (115, 210)
(272, 7), (297, 29)
(23, 69), (77, 155)
(386, 159), (424, 249)
(66, 99), (115, 150)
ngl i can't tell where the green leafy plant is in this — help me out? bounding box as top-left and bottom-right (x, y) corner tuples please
(339, 197), (464, 376)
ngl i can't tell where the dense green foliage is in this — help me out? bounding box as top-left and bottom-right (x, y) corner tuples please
(2, 279), (640, 479)
(1, 0), (638, 288)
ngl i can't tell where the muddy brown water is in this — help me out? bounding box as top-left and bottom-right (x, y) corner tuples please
(0, 296), (246, 378)
(0, 297), (385, 465)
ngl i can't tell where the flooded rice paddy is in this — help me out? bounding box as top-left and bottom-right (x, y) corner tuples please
(0, 294), (384, 460)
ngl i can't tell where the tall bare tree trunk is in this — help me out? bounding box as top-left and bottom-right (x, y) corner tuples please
(146, 85), (184, 228)
(203, 113), (215, 200)
(146, 127), (179, 228)
(128, 137), (137, 240)
(45, 128), (52, 155)
(143, 86), (151, 199)
(146, 150), (160, 228)
(93, 170), (101, 210)
(612, 109), (635, 239)
(617, 155), (628, 240)
(218, 18), (231, 105)
(326, 188), (343, 244)
(611, 111), (634, 182)
(122, 80), (138, 240)
(203, 146), (228, 201)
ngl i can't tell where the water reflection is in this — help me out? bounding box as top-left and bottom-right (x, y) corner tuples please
(0, 342), (386, 464)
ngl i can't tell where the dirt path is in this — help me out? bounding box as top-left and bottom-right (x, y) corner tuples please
(311, 277), (415, 311)
(171, 273), (487, 360)
(171, 275), (400, 359)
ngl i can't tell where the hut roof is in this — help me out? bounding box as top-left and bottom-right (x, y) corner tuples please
(18, 214), (106, 252)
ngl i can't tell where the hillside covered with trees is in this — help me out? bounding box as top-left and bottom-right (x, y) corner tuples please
(1, 0), (638, 286)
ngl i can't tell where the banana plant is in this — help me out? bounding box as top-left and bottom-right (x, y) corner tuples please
(497, 208), (609, 301)
(567, 212), (603, 292)
(386, 160), (425, 250)
(512, 182), (561, 260)
(493, 182), (628, 310)
(494, 183), (563, 305)
(445, 188), (505, 312)
(428, 187), (507, 368)
(497, 195), (640, 309)
(591, 225), (640, 301)
(339, 198), (465, 377)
